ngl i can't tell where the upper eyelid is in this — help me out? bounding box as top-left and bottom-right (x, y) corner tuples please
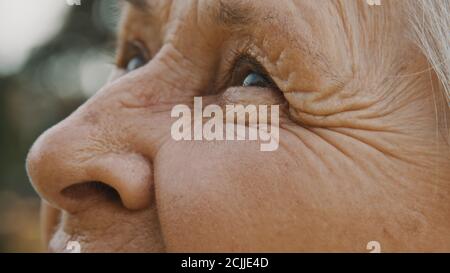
(213, 53), (276, 94)
(116, 39), (278, 90)
(236, 55), (268, 77)
(231, 55), (278, 88)
(117, 40), (151, 68)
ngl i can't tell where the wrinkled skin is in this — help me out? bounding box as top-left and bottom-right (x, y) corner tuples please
(26, 0), (450, 252)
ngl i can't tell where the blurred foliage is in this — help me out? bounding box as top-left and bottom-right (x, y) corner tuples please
(0, 0), (119, 252)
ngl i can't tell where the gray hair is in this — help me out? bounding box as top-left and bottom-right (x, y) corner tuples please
(408, 0), (450, 107)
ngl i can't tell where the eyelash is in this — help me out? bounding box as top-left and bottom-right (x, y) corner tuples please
(118, 40), (150, 69)
(221, 48), (277, 91)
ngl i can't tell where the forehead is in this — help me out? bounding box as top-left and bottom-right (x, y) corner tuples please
(120, 0), (398, 36)
(121, 0), (350, 27)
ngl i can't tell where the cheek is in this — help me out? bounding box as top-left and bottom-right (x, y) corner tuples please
(151, 127), (427, 251)
(154, 139), (308, 252)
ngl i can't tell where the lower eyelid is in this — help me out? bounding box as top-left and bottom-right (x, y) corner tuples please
(221, 86), (286, 106)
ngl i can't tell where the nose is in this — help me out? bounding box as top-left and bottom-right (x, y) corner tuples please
(25, 66), (166, 213)
(26, 44), (201, 213)
(26, 116), (154, 212)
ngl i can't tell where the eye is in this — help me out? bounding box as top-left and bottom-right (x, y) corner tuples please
(119, 40), (150, 72)
(126, 55), (146, 72)
(242, 72), (272, 88)
(227, 54), (277, 90)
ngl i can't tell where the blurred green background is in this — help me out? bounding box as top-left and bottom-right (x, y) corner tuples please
(0, 0), (120, 252)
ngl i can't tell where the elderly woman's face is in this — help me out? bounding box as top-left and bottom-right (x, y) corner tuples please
(26, 0), (450, 252)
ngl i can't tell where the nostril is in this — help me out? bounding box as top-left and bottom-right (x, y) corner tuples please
(29, 147), (154, 212)
(61, 181), (121, 205)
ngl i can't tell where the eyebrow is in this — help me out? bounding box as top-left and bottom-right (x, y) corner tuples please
(213, 0), (257, 27)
